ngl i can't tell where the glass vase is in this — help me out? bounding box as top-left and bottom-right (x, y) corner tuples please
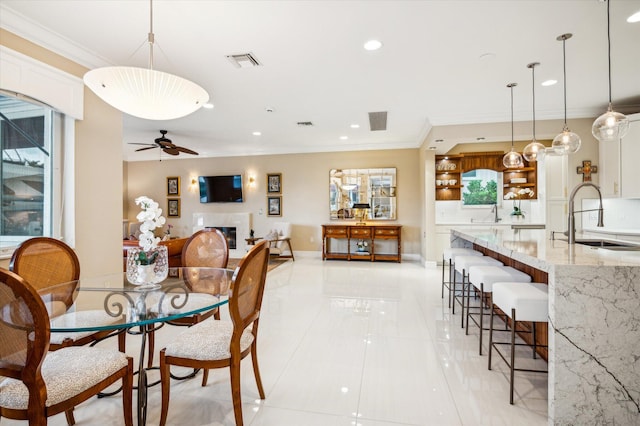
(126, 245), (169, 286)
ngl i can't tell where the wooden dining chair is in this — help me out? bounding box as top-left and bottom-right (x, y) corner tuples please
(10, 237), (126, 352)
(159, 240), (270, 426)
(0, 268), (134, 426)
(146, 229), (230, 368)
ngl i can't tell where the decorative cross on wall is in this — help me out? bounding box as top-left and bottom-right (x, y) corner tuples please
(577, 160), (598, 182)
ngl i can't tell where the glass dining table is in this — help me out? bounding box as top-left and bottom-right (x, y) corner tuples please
(38, 267), (233, 426)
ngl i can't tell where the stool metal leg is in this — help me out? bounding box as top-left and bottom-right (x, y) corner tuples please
(488, 300), (495, 370)
(510, 308), (517, 405)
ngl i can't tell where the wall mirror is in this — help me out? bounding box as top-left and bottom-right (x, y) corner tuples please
(329, 168), (396, 220)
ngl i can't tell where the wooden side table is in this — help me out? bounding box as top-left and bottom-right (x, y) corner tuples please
(245, 237), (262, 246)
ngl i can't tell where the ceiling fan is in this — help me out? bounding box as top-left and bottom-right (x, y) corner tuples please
(129, 130), (199, 156)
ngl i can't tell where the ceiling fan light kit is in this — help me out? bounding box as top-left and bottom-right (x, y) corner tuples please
(83, 0), (209, 120)
(591, 0), (629, 143)
(522, 62), (546, 162)
(503, 83), (524, 169)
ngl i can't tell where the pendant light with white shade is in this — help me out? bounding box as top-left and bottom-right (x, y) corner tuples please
(523, 62), (546, 162)
(591, 0), (629, 142)
(552, 33), (582, 155)
(83, 0), (209, 120)
(503, 83), (524, 169)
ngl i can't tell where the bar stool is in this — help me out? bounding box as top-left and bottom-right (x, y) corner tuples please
(465, 265), (531, 355)
(452, 255), (503, 327)
(488, 282), (548, 404)
(441, 248), (482, 308)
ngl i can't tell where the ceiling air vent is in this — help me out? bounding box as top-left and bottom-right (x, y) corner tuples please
(297, 121), (313, 127)
(368, 111), (387, 131)
(226, 52), (262, 68)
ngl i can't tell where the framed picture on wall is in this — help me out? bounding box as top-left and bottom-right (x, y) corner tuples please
(267, 173), (282, 194)
(167, 176), (180, 196)
(167, 198), (181, 218)
(267, 196), (282, 217)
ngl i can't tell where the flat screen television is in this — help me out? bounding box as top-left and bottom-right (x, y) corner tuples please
(199, 175), (244, 203)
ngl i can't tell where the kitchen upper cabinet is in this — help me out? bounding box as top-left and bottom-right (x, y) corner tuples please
(620, 114), (640, 198)
(545, 153), (569, 235)
(599, 113), (640, 198)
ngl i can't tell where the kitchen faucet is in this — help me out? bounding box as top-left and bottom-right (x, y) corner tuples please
(491, 204), (501, 223)
(567, 182), (604, 244)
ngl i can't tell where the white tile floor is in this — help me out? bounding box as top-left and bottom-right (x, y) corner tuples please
(4, 257), (548, 425)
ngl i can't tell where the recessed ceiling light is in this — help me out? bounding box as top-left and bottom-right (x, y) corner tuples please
(340, 136), (348, 140)
(203, 103), (214, 109)
(252, 131), (261, 136)
(478, 52), (496, 61)
(435, 139), (444, 143)
(364, 40), (382, 51)
(350, 124), (360, 129)
(428, 146), (437, 150)
(628, 10), (640, 23)
(476, 137), (485, 141)
(541, 79), (558, 86)
(265, 107), (275, 113)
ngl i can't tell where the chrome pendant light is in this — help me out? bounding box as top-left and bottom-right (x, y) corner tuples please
(592, 0), (629, 142)
(523, 62), (546, 162)
(503, 83), (524, 169)
(552, 33), (582, 155)
(83, 0), (209, 120)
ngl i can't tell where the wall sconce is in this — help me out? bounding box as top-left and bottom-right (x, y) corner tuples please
(189, 177), (198, 193)
(248, 176), (256, 187)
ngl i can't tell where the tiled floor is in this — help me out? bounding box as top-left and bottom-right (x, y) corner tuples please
(5, 257), (548, 425)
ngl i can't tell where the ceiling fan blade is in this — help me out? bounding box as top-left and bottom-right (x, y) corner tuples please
(129, 143), (155, 146)
(163, 147), (180, 155)
(157, 140), (175, 148)
(176, 146), (199, 155)
(135, 146), (158, 152)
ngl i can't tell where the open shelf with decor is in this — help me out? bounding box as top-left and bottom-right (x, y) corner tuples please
(503, 159), (538, 200)
(435, 154), (463, 201)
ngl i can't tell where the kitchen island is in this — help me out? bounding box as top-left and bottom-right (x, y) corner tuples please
(450, 227), (639, 425)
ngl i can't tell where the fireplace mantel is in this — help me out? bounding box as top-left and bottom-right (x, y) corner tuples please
(192, 212), (251, 258)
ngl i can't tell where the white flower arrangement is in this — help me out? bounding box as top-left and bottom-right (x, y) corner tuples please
(134, 196), (166, 262)
(504, 188), (535, 199)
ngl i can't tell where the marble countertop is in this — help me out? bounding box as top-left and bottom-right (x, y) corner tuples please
(451, 227), (640, 272)
(582, 227), (640, 236)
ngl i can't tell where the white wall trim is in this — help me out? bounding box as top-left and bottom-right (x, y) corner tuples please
(0, 45), (84, 119)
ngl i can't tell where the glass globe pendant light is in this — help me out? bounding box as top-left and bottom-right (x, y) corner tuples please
(503, 83), (524, 169)
(523, 62), (546, 162)
(592, 0), (629, 142)
(552, 33), (582, 155)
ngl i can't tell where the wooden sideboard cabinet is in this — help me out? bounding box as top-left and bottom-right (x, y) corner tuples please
(322, 224), (402, 262)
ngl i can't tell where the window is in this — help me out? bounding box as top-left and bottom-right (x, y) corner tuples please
(1, 93), (61, 250)
(462, 169), (500, 206)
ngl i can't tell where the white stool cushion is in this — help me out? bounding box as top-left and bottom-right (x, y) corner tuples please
(467, 266), (531, 292)
(454, 255), (502, 274)
(493, 282), (548, 323)
(0, 346), (128, 409)
(443, 248), (482, 262)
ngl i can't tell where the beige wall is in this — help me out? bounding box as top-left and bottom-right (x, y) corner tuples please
(125, 149), (423, 256)
(1, 27), (602, 270)
(1, 30), (124, 277)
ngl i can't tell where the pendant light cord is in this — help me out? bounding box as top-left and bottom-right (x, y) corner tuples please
(510, 84), (515, 148)
(148, 0), (155, 70)
(531, 64), (536, 140)
(562, 38), (567, 125)
(607, 0), (612, 105)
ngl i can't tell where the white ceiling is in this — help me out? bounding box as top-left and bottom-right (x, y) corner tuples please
(2, 0), (639, 161)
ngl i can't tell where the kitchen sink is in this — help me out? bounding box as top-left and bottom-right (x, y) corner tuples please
(575, 239), (640, 251)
